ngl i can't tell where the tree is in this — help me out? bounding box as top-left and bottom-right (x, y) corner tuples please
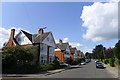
(114, 40), (120, 59)
(105, 47), (114, 59)
(85, 52), (92, 59)
(92, 44), (105, 59)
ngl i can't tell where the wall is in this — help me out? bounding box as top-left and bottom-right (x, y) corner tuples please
(54, 51), (64, 63)
(15, 31), (32, 45)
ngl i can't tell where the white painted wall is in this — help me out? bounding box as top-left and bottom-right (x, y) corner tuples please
(15, 31), (32, 45)
(65, 45), (70, 54)
(42, 33), (56, 48)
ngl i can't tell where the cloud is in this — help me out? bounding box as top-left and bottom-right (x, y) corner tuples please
(63, 38), (69, 42)
(81, 2), (118, 42)
(69, 43), (82, 48)
(0, 27), (29, 49)
(55, 38), (82, 49)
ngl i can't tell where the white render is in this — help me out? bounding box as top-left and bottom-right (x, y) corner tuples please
(42, 33), (56, 48)
(39, 33), (56, 64)
(65, 45), (71, 54)
(15, 31), (32, 45)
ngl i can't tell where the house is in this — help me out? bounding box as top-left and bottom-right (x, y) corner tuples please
(70, 47), (77, 60)
(76, 50), (81, 58)
(5, 28), (56, 64)
(54, 40), (71, 63)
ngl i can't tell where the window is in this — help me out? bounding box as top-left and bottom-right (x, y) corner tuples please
(47, 37), (49, 41)
(41, 46), (44, 51)
(49, 57), (52, 63)
(41, 55), (47, 64)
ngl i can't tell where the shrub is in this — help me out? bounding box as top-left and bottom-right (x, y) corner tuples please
(53, 60), (60, 69)
(103, 59), (109, 64)
(114, 58), (120, 65)
(45, 63), (55, 70)
(75, 58), (82, 64)
(109, 58), (115, 67)
(71, 61), (78, 65)
(40, 64), (47, 71)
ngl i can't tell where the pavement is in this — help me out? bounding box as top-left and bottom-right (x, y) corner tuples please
(2, 65), (80, 79)
(104, 63), (119, 78)
(1, 60), (119, 80)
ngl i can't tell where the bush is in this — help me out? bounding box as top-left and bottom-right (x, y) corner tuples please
(71, 61), (78, 65)
(109, 58), (115, 67)
(75, 58), (82, 64)
(103, 59), (109, 64)
(45, 63), (55, 70)
(53, 60), (60, 69)
(114, 58), (120, 65)
(40, 64), (47, 71)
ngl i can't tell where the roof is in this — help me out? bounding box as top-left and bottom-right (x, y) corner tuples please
(21, 30), (32, 42)
(33, 32), (51, 43)
(56, 43), (69, 51)
(77, 50), (81, 54)
(70, 47), (77, 54)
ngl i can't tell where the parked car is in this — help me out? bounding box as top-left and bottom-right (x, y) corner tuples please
(86, 59), (91, 63)
(96, 62), (104, 68)
(60, 63), (69, 67)
(81, 62), (86, 65)
(95, 60), (99, 63)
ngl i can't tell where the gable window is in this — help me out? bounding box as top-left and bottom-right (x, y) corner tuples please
(47, 37), (49, 41)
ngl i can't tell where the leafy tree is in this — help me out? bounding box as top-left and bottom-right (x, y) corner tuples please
(85, 52), (92, 59)
(92, 44), (105, 59)
(105, 47), (114, 59)
(114, 40), (120, 59)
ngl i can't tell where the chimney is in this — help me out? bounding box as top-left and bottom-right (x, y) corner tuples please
(38, 28), (44, 34)
(9, 29), (15, 41)
(59, 39), (63, 45)
(69, 45), (72, 48)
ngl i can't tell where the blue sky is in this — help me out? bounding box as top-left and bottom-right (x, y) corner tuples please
(1, 2), (118, 53)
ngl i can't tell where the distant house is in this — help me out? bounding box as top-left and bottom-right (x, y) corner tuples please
(76, 50), (81, 58)
(70, 47), (77, 60)
(54, 40), (71, 63)
(5, 28), (56, 64)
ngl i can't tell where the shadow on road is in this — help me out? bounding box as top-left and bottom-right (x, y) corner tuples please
(67, 66), (83, 70)
(96, 67), (106, 69)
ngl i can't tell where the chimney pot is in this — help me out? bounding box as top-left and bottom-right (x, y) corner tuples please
(69, 45), (72, 48)
(59, 39), (63, 45)
(38, 28), (44, 34)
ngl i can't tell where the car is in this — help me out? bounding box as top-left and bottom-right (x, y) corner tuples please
(95, 60), (99, 63)
(96, 62), (104, 68)
(86, 59), (91, 63)
(60, 63), (69, 67)
(81, 62), (86, 65)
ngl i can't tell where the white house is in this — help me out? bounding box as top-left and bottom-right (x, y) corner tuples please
(6, 28), (56, 64)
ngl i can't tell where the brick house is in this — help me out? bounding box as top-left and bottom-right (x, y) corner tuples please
(5, 28), (56, 64)
(54, 40), (71, 63)
(70, 47), (77, 60)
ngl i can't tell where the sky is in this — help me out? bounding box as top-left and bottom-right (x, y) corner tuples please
(0, 2), (118, 53)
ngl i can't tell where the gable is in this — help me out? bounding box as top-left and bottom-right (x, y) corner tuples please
(65, 44), (70, 54)
(42, 33), (56, 47)
(15, 31), (32, 45)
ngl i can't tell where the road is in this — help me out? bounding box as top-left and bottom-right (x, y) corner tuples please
(41, 59), (114, 78)
(2, 60), (118, 80)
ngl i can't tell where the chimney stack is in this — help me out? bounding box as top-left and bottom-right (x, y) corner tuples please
(38, 28), (44, 34)
(69, 45), (72, 48)
(59, 39), (63, 45)
(10, 29), (15, 41)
